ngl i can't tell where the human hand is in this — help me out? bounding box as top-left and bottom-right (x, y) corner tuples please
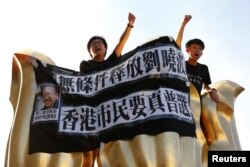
(183, 15), (192, 24)
(209, 90), (220, 103)
(128, 12), (136, 26)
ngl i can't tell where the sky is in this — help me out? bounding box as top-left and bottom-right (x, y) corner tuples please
(1, 0), (250, 165)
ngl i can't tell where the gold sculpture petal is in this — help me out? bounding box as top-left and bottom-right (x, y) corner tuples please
(5, 50), (94, 167)
(201, 80), (244, 151)
(5, 50), (244, 167)
(98, 133), (202, 167)
(189, 83), (208, 167)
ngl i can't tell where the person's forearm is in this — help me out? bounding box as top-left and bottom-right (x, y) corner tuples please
(176, 15), (192, 49)
(204, 85), (217, 93)
(176, 24), (184, 48)
(176, 22), (188, 49)
(114, 13), (135, 57)
(115, 24), (133, 56)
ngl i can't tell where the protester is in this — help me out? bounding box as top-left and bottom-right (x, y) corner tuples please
(80, 12), (136, 74)
(176, 15), (219, 103)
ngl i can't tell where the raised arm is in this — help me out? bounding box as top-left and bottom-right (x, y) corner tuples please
(176, 15), (192, 49)
(114, 12), (136, 57)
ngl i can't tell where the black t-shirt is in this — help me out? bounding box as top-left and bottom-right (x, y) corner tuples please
(185, 61), (211, 94)
(79, 52), (118, 75)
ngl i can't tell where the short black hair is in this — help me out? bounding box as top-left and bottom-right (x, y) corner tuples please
(185, 38), (205, 50)
(87, 36), (108, 53)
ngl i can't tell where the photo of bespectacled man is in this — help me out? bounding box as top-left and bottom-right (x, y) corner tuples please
(40, 84), (59, 110)
(32, 83), (61, 123)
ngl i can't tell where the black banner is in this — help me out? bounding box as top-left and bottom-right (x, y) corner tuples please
(29, 36), (196, 154)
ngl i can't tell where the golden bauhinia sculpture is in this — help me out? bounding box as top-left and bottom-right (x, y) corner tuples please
(5, 37), (244, 167)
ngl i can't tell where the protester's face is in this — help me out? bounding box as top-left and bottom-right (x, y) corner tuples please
(89, 39), (107, 59)
(42, 86), (58, 108)
(186, 43), (203, 61)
